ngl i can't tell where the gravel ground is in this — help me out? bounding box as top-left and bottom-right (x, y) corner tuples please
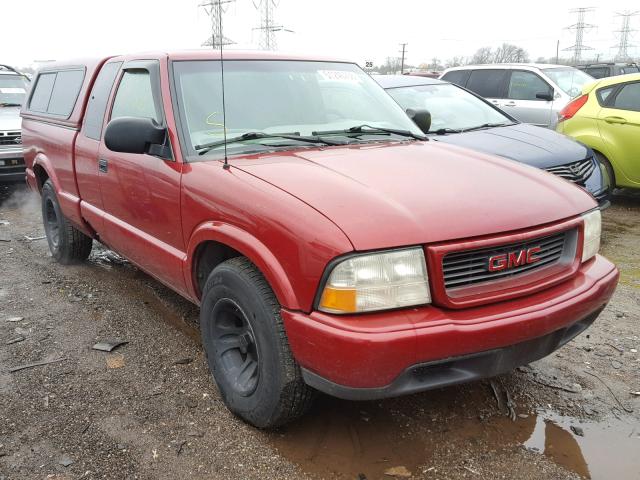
(0, 185), (638, 480)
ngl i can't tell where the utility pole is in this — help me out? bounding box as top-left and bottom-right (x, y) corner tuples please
(563, 7), (595, 64)
(399, 43), (408, 74)
(253, 0), (292, 50)
(614, 11), (639, 61)
(200, 0), (235, 48)
(555, 39), (560, 64)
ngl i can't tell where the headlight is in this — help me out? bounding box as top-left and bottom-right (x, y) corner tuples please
(582, 209), (601, 262)
(318, 248), (431, 314)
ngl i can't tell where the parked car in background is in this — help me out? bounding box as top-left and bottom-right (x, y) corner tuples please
(440, 64), (594, 128)
(0, 64), (29, 184)
(578, 62), (639, 79)
(376, 75), (610, 205)
(557, 73), (640, 189)
(21, 51), (618, 428)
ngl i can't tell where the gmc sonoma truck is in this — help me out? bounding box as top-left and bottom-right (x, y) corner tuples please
(22, 51), (618, 428)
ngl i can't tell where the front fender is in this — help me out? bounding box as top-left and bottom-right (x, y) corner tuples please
(185, 221), (300, 310)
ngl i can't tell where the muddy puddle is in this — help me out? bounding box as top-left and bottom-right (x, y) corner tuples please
(272, 396), (640, 479)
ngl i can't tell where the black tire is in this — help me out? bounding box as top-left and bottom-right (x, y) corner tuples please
(595, 151), (616, 189)
(41, 180), (93, 264)
(200, 257), (315, 428)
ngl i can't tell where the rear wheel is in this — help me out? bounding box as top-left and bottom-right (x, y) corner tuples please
(41, 180), (93, 264)
(200, 257), (315, 428)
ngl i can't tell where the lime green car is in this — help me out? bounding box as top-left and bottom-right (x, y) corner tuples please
(557, 73), (640, 189)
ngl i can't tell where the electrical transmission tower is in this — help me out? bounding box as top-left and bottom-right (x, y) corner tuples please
(253, 0), (292, 50)
(564, 7), (595, 63)
(200, 0), (235, 49)
(614, 11), (639, 61)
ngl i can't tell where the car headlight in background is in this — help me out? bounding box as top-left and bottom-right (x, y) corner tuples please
(318, 248), (431, 314)
(582, 209), (601, 262)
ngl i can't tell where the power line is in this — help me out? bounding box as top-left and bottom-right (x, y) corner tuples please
(252, 0), (292, 50)
(614, 11), (639, 61)
(200, 0), (235, 49)
(563, 7), (595, 63)
(399, 43), (408, 74)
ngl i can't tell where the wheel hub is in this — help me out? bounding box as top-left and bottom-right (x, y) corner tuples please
(211, 298), (260, 397)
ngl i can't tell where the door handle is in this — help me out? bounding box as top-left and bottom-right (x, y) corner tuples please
(603, 116), (627, 124)
(98, 158), (108, 173)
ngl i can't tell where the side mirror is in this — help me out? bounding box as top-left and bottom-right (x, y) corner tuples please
(406, 108), (431, 134)
(104, 116), (166, 155)
(536, 92), (554, 102)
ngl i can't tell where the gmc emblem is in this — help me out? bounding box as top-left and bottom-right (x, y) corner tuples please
(488, 246), (542, 272)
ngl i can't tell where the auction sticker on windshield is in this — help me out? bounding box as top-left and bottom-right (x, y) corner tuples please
(318, 70), (361, 83)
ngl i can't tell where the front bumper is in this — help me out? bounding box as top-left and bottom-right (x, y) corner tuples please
(283, 255), (618, 399)
(0, 147), (25, 184)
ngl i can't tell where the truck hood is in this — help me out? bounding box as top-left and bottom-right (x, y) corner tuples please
(0, 106), (22, 131)
(431, 123), (590, 169)
(233, 141), (596, 251)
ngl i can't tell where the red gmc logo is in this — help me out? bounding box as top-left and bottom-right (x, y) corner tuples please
(488, 246), (542, 272)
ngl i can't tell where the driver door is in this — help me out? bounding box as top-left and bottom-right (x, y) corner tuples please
(501, 70), (555, 127)
(98, 59), (187, 293)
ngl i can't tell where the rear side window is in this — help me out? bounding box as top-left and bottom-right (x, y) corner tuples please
(466, 70), (507, 98)
(612, 82), (640, 112)
(84, 62), (122, 140)
(584, 67), (609, 79)
(507, 71), (552, 100)
(47, 70), (85, 116)
(620, 66), (639, 74)
(28, 69), (85, 118)
(110, 70), (159, 122)
(440, 70), (471, 87)
(596, 86), (616, 105)
(29, 72), (56, 112)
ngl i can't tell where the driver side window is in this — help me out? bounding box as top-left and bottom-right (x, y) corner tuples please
(111, 70), (159, 122)
(507, 71), (552, 101)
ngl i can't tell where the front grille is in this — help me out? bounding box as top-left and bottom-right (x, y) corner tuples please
(545, 158), (595, 185)
(0, 131), (21, 146)
(442, 230), (569, 289)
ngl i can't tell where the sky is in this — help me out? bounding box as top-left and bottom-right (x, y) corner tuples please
(2, 0), (639, 70)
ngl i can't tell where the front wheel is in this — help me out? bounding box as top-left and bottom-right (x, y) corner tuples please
(595, 152), (616, 190)
(200, 257), (315, 428)
(41, 180), (93, 264)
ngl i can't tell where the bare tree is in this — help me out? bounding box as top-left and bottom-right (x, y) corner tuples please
(470, 47), (493, 64)
(492, 43), (529, 63)
(445, 56), (466, 68)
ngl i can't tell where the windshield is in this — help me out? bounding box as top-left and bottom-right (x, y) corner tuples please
(386, 83), (512, 133)
(172, 60), (423, 157)
(543, 68), (593, 98)
(0, 75), (29, 106)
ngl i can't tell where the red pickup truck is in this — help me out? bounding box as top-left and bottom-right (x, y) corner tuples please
(21, 51), (618, 428)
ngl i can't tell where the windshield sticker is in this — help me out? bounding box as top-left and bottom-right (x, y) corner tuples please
(318, 70), (362, 83)
(0, 88), (26, 94)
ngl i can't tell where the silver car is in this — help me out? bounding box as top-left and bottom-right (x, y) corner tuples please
(0, 64), (28, 184)
(440, 64), (594, 128)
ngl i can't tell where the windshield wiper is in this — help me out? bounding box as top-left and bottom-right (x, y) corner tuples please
(431, 127), (462, 135)
(0, 102), (22, 107)
(195, 131), (344, 155)
(460, 122), (515, 132)
(312, 124), (427, 141)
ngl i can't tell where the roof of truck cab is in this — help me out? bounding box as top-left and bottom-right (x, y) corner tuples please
(164, 49), (351, 63)
(374, 74), (445, 89)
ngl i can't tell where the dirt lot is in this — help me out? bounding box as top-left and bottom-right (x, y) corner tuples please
(1, 184), (638, 480)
